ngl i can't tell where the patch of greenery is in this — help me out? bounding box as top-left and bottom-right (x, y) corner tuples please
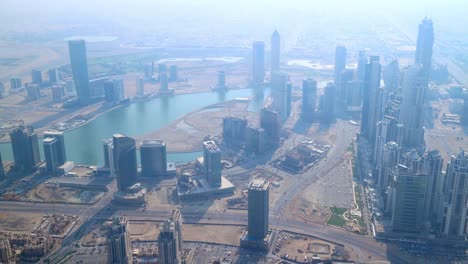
(327, 207), (347, 228)
(327, 213), (346, 228)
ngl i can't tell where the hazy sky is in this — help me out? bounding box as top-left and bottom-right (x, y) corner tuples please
(1, 0), (466, 28)
(0, 0), (466, 51)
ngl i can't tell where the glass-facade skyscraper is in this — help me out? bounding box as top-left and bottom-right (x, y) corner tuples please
(68, 40), (90, 105)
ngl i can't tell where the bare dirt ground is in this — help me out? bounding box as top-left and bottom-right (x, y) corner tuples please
(129, 222), (160, 241)
(26, 184), (104, 204)
(275, 231), (349, 262)
(0, 212), (43, 232)
(81, 220), (109, 246)
(425, 99), (468, 165)
(138, 100), (257, 152)
(183, 224), (244, 246)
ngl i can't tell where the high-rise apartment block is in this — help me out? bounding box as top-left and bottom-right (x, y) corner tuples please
(31, 69), (42, 84)
(10, 126), (40, 172)
(203, 141), (222, 187)
(391, 165), (427, 234)
(107, 217), (132, 264)
(241, 178), (271, 250)
(399, 65), (426, 149)
(301, 78), (317, 122)
(441, 150), (468, 237)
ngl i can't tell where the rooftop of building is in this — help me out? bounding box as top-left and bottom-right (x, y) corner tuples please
(203, 140), (221, 152)
(44, 131), (64, 136)
(43, 137), (57, 144)
(250, 178), (269, 190)
(141, 139), (166, 147)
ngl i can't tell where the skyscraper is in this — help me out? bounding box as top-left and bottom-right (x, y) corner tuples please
(104, 79), (124, 103)
(169, 65), (178, 82)
(10, 126), (40, 172)
(0, 238), (12, 264)
(107, 217), (132, 264)
(334, 46), (347, 86)
(270, 30), (280, 77)
(399, 65), (426, 149)
(376, 141), (400, 192)
(43, 137), (60, 175)
(113, 134), (138, 191)
(10, 77), (22, 89)
(241, 178), (270, 249)
(415, 17), (434, 80)
(345, 80), (363, 111)
(31, 69), (42, 84)
(301, 78), (317, 122)
(319, 82), (335, 120)
(252, 41), (265, 85)
(260, 106), (281, 144)
(158, 63), (167, 81)
(0, 152), (4, 179)
(44, 131), (66, 166)
(441, 150), (468, 237)
(160, 72), (169, 92)
(271, 72), (290, 120)
(136, 77), (144, 97)
(360, 56), (381, 143)
(217, 71), (226, 88)
(68, 40), (90, 105)
(383, 59), (400, 93)
(203, 141), (222, 187)
(373, 115), (403, 168)
(391, 165), (427, 234)
(158, 209), (183, 264)
(103, 139), (115, 177)
(245, 125), (265, 155)
(423, 149), (444, 226)
(222, 117), (247, 143)
(48, 68), (59, 83)
(356, 50), (367, 81)
(158, 215), (182, 264)
(140, 140), (167, 177)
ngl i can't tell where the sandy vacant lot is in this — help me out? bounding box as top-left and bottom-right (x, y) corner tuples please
(183, 224), (244, 246)
(0, 212), (43, 232)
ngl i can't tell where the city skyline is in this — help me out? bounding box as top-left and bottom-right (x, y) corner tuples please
(0, 2), (467, 262)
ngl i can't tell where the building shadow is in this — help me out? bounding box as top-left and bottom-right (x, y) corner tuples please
(292, 118), (313, 135)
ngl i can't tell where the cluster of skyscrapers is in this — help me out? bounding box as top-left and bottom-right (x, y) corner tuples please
(106, 210), (184, 264)
(347, 18), (468, 238)
(103, 134), (168, 192)
(6, 126), (67, 176)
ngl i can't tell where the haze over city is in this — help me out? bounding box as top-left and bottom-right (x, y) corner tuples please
(0, 0), (467, 263)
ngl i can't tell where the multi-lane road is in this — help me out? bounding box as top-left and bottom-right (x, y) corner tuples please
(0, 120), (406, 263)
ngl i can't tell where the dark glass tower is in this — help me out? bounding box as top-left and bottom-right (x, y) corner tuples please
(9, 126), (40, 172)
(415, 17), (434, 80)
(247, 178), (269, 240)
(43, 137), (59, 175)
(113, 134), (137, 191)
(68, 40), (90, 105)
(44, 131), (66, 166)
(140, 140), (167, 177)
